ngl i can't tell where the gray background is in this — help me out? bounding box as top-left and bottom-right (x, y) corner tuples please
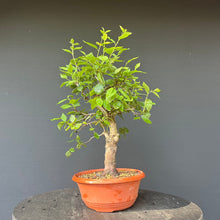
(0, 0), (219, 219)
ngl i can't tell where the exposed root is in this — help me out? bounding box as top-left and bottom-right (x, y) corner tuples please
(103, 169), (119, 178)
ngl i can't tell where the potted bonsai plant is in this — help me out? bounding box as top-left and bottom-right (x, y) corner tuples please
(51, 26), (160, 212)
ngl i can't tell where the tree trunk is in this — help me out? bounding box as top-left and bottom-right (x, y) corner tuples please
(104, 118), (119, 176)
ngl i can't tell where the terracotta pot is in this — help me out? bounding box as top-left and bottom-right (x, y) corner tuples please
(72, 168), (145, 212)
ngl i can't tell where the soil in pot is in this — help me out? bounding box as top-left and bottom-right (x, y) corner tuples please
(78, 170), (139, 180)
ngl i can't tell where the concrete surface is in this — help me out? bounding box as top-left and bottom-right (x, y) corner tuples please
(13, 188), (203, 220)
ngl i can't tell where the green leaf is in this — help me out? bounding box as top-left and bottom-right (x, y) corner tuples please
(57, 121), (64, 130)
(57, 99), (67, 104)
(60, 104), (72, 109)
(69, 99), (80, 105)
(119, 127), (129, 138)
(141, 114), (152, 124)
(97, 73), (105, 84)
(65, 125), (71, 131)
(142, 82), (150, 94)
(119, 104), (124, 112)
(61, 113), (67, 122)
(118, 88), (130, 100)
(101, 31), (108, 41)
(144, 112), (151, 118)
(145, 99), (153, 111)
(68, 64), (73, 72)
(65, 151), (72, 157)
(104, 47), (114, 55)
(69, 132), (74, 138)
(93, 83), (104, 95)
(154, 88), (161, 93)
(89, 127), (95, 131)
(152, 91), (160, 99)
(135, 63), (140, 70)
(74, 47), (82, 50)
(67, 139), (74, 143)
(71, 123), (82, 130)
(103, 100), (111, 111)
(95, 111), (102, 119)
(115, 67), (122, 74)
(83, 41), (98, 49)
(94, 132), (100, 139)
(125, 57), (138, 66)
(118, 32), (132, 40)
(70, 38), (74, 44)
(96, 97), (103, 107)
(85, 52), (96, 63)
(134, 116), (140, 120)
(118, 113), (124, 119)
(51, 118), (60, 121)
(76, 144), (82, 149)
(89, 98), (98, 110)
(74, 102), (81, 108)
(62, 49), (72, 54)
(76, 135), (80, 142)
(60, 74), (68, 79)
(60, 66), (68, 71)
(60, 81), (68, 88)
(113, 101), (122, 109)
(119, 25), (125, 32)
(119, 127), (129, 133)
(69, 115), (76, 122)
(69, 148), (75, 152)
(106, 88), (117, 103)
(77, 85), (83, 91)
(96, 41), (103, 46)
(98, 55), (108, 62)
(80, 50), (86, 56)
(104, 120), (110, 126)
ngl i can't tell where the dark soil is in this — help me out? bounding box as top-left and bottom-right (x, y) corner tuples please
(79, 170), (139, 180)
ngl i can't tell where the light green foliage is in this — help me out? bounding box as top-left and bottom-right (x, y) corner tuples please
(51, 26), (160, 156)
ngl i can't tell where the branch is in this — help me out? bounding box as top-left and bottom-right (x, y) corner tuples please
(81, 112), (95, 117)
(97, 106), (108, 116)
(97, 37), (103, 56)
(100, 123), (106, 133)
(82, 132), (105, 145)
(77, 120), (98, 132)
(127, 108), (142, 116)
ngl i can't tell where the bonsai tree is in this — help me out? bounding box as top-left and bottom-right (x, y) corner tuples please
(51, 26), (160, 177)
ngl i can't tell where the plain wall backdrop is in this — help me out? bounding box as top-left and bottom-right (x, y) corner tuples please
(1, 0), (220, 219)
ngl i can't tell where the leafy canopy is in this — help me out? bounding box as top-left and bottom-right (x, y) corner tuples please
(51, 26), (160, 157)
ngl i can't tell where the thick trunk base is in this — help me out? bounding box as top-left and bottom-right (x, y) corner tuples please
(103, 168), (119, 177)
(104, 118), (119, 177)
(104, 142), (119, 177)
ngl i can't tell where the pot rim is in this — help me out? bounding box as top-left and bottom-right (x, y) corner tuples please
(72, 168), (145, 184)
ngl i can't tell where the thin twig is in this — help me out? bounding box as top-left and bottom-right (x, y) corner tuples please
(82, 132), (105, 145)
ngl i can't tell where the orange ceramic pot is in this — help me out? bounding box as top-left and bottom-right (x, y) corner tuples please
(72, 168), (145, 212)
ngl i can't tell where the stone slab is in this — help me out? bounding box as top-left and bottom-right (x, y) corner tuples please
(13, 188), (203, 220)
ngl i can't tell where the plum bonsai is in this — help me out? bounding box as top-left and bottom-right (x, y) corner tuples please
(51, 26), (160, 177)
